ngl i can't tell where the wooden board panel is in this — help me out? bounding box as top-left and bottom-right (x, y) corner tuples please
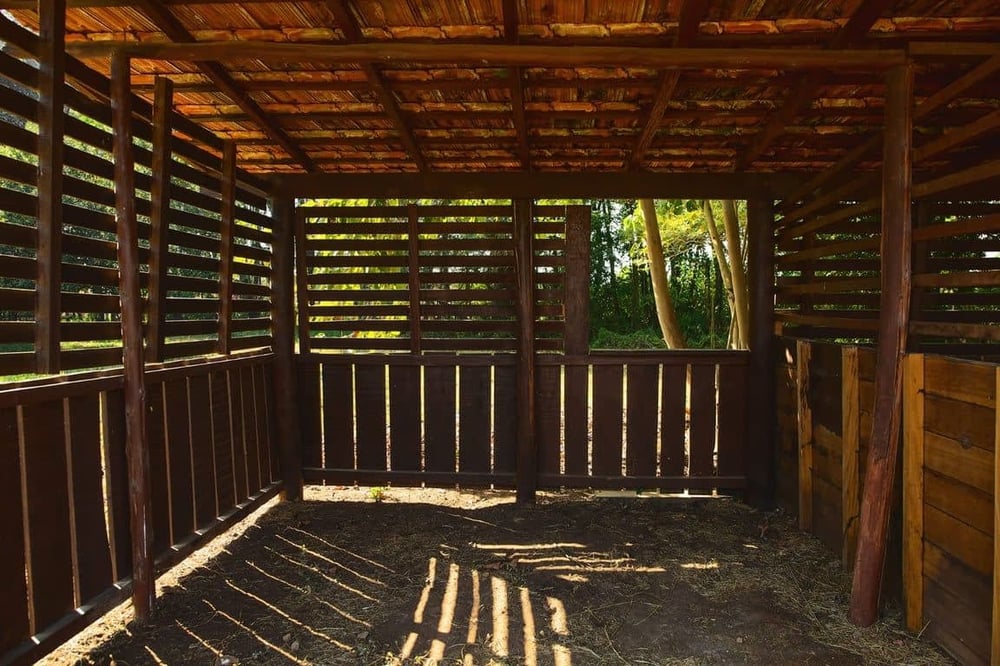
(296, 361), (322, 468)
(493, 365), (517, 474)
(563, 364), (588, 476)
(459, 365), (491, 474)
(210, 371), (236, 513)
(355, 364), (388, 471)
(923, 504), (991, 576)
(322, 363), (355, 470)
(924, 431), (993, 494)
(660, 364), (687, 476)
(923, 574), (990, 665)
(689, 364), (717, 477)
(812, 474), (844, 553)
(924, 394), (995, 452)
(187, 374), (217, 525)
(253, 364), (275, 483)
(717, 364), (747, 479)
(389, 364), (421, 472)
(227, 369), (250, 501)
(145, 382), (171, 554)
(102, 389), (132, 579)
(67, 393), (113, 602)
(163, 379), (194, 542)
(626, 364), (658, 477)
(592, 365), (624, 477)
(424, 365), (456, 473)
(239, 367), (262, 493)
(0, 406), (28, 653)
(20, 399), (74, 630)
(923, 356), (996, 408)
(536, 364), (562, 476)
(925, 469), (992, 536)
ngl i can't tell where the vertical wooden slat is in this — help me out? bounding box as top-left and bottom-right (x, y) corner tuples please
(163, 379), (194, 542)
(747, 196), (775, 502)
(0, 407), (28, 653)
(67, 395), (113, 602)
(564, 206), (590, 356)
(407, 203), (422, 352)
(355, 364), (388, 471)
(626, 364), (658, 477)
(35, 0), (65, 374)
(460, 365), (491, 474)
(717, 363), (748, 481)
(322, 363), (355, 470)
(563, 364), (589, 476)
(689, 363), (717, 478)
(425, 364), (457, 473)
(592, 364), (624, 477)
(908, 202), (930, 353)
(842, 346), (861, 567)
(851, 62), (914, 627)
(903, 353), (925, 633)
(187, 374), (217, 525)
(296, 361), (322, 469)
(145, 382), (170, 555)
(271, 196), (302, 498)
(660, 363), (687, 476)
(218, 141), (236, 355)
(241, 367), (262, 492)
(514, 198), (537, 502)
(111, 52), (154, 620)
(251, 364), (274, 483)
(797, 340), (814, 531)
(294, 209), (312, 353)
(992, 366), (1000, 664)
(146, 76), (173, 363)
(536, 364), (562, 476)
(228, 369), (250, 501)
(210, 370), (236, 513)
(493, 364), (517, 475)
(102, 389), (132, 580)
(389, 364), (421, 471)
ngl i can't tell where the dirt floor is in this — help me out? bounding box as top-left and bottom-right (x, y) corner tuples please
(44, 487), (951, 666)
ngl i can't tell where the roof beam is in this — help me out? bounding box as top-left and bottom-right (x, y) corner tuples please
(131, 0), (316, 171)
(502, 0), (530, 171)
(628, 0), (710, 170)
(735, 0), (894, 170)
(324, 0), (426, 171)
(65, 41), (908, 70)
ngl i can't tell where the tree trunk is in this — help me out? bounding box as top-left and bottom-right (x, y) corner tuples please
(704, 201), (738, 347)
(639, 199), (686, 348)
(722, 200), (750, 349)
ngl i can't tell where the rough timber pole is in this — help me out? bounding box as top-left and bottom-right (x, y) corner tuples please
(747, 196), (776, 505)
(111, 52), (155, 620)
(514, 198), (537, 504)
(849, 62), (913, 627)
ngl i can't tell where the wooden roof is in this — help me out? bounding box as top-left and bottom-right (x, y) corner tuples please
(4, 0), (999, 175)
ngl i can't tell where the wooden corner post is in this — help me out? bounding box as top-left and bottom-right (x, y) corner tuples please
(147, 76), (173, 363)
(747, 196), (776, 505)
(271, 195), (303, 500)
(514, 198), (537, 504)
(111, 52), (155, 621)
(849, 61), (914, 627)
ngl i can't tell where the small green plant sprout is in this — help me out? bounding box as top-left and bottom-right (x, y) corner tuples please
(368, 486), (386, 503)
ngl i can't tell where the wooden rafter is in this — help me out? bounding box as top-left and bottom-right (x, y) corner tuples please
(324, 0), (426, 171)
(131, 0), (316, 172)
(628, 0), (709, 170)
(735, 0), (894, 170)
(502, 0), (530, 171)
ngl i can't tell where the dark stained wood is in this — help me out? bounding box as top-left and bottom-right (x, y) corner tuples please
(294, 209), (312, 353)
(389, 364), (421, 471)
(20, 399), (74, 629)
(407, 204), (422, 352)
(689, 364), (717, 477)
(592, 364), (624, 476)
(218, 142), (236, 355)
(304, 468), (513, 488)
(535, 363), (562, 476)
(227, 369), (250, 501)
(459, 365), (492, 474)
(563, 365), (589, 476)
(0, 407), (28, 653)
(717, 364), (748, 480)
(240, 367), (262, 492)
(111, 52), (154, 621)
(493, 364), (518, 475)
(210, 370), (235, 513)
(850, 63), (914, 628)
(660, 363), (688, 476)
(747, 197), (776, 502)
(539, 474), (746, 491)
(626, 364), (659, 477)
(101, 390), (132, 580)
(321, 363), (354, 470)
(354, 363), (388, 471)
(514, 198), (537, 502)
(187, 373), (217, 525)
(162, 379), (194, 542)
(296, 360), (322, 469)
(35, 0), (65, 373)
(145, 382), (171, 554)
(564, 206), (591, 355)
(255, 364), (277, 484)
(501, 0), (530, 170)
(146, 77), (172, 363)
(424, 364), (457, 474)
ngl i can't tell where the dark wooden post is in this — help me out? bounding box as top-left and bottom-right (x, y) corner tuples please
(36, 0), (66, 374)
(513, 198), (537, 504)
(272, 195), (303, 500)
(294, 207), (311, 354)
(564, 206), (590, 356)
(146, 76), (173, 363)
(850, 62), (913, 627)
(219, 141), (236, 355)
(111, 52), (155, 620)
(407, 203), (422, 353)
(747, 196), (776, 505)
(907, 202), (930, 353)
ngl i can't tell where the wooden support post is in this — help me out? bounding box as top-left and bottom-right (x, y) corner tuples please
(907, 202), (930, 353)
(111, 53), (154, 621)
(271, 196), (302, 500)
(563, 206), (590, 355)
(146, 76), (172, 363)
(849, 62), (914, 627)
(35, 0), (66, 374)
(842, 346), (860, 567)
(747, 196), (775, 505)
(294, 208), (311, 354)
(407, 203), (421, 353)
(218, 141), (236, 355)
(902, 353), (925, 633)
(514, 198), (537, 504)
(993, 366), (1000, 663)
(796, 339), (813, 531)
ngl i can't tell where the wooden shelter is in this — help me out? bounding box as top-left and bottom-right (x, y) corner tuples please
(0, 0), (998, 663)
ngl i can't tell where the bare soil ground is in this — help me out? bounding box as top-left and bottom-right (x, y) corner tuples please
(44, 487), (950, 666)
